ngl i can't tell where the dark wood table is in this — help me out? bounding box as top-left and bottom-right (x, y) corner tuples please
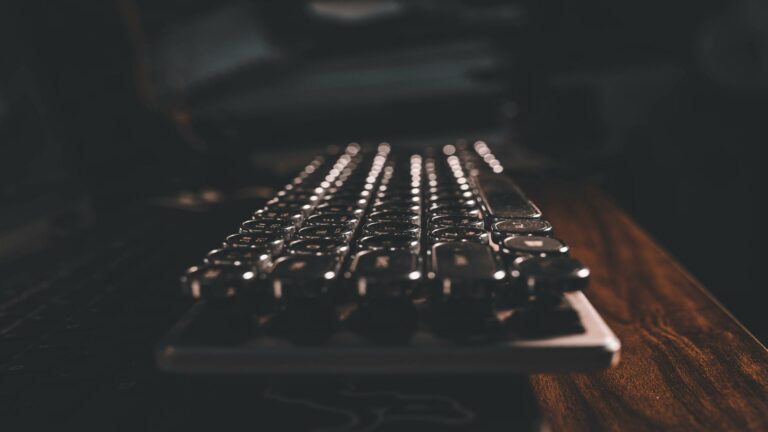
(524, 180), (768, 431)
(2, 179), (766, 430)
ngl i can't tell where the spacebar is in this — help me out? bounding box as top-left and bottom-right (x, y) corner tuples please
(474, 172), (541, 219)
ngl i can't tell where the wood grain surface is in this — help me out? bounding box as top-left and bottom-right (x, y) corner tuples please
(524, 180), (768, 431)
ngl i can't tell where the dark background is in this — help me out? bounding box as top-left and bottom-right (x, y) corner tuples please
(1, 0), (763, 340)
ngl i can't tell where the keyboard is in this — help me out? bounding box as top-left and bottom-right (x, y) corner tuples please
(158, 141), (620, 374)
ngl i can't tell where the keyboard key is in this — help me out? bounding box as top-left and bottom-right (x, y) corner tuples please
(269, 255), (340, 299)
(180, 265), (258, 300)
(430, 214), (484, 228)
(297, 225), (354, 242)
(349, 250), (420, 297)
(430, 227), (489, 243)
(510, 256), (590, 295)
(474, 172), (541, 218)
(493, 218), (553, 236)
(358, 234), (420, 253)
(363, 221), (420, 237)
(502, 236), (568, 255)
(224, 233), (284, 254)
(430, 242), (502, 298)
(205, 248), (271, 269)
(288, 239), (349, 256)
(368, 210), (420, 224)
(306, 212), (359, 228)
(240, 218), (295, 236)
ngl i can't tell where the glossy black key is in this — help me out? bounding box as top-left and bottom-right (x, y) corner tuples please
(263, 201), (313, 216)
(358, 234), (420, 252)
(314, 202), (364, 216)
(288, 238), (349, 256)
(493, 218), (553, 236)
(430, 226), (489, 243)
(224, 233), (284, 254)
(502, 236), (568, 255)
(255, 209), (304, 225)
(306, 212), (359, 228)
(430, 214), (484, 228)
(297, 225), (355, 242)
(269, 255), (339, 299)
(474, 172), (541, 218)
(363, 221), (420, 237)
(367, 210), (420, 224)
(241, 218), (295, 236)
(180, 264), (258, 300)
(349, 250), (420, 298)
(430, 242), (502, 298)
(428, 203), (482, 217)
(205, 248), (272, 269)
(371, 202), (420, 214)
(511, 256), (590, 295)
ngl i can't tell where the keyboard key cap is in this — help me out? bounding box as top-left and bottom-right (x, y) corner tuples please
(502, 236), (568, 255)
(493, 218), (553, 237)
(306, 212), (359, 228)
(474, 172), (541, 218)
(511, 256), (590, 295)
(205, 248), (271, 269)
(269, 255), (340, 299)
(430, 214), (484, 228)
(367, 210), (420, 224)
(363, 221), (420, 237)
(430, 242), (502, 298)
(430, 227), (489, 243)
(288, 239), (349, 256)
(297, 225), (354, 242)
(240, 218), (295, 236)
(224, 233), (284, 254)
(358, 234), (420, 253)
(349, 250), (420, 297)
(180, 265), (259, 300)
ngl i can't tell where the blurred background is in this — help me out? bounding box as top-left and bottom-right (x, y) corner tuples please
(1, 1), (762, 339)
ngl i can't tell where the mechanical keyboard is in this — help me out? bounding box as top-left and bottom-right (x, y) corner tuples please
(158, 141), (620, 373)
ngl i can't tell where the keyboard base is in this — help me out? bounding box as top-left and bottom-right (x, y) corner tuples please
(157, 292), (620, 374)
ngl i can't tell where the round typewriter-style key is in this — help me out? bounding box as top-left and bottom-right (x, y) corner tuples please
(323, 197), (368, 209)
(511, 256), (589, 294)
(254, 209), (303, 225)
(430, 197), (477, 208)
(367, 210), (420, 224)
(358, 234), (420, 253)
(371, 202), (420, 214)
(225, 233), (284, 254)
(205, 248), (272, 269)
(297, 225), (355, 242)
(493, 219), (553, 236)
(180, 264), (259, 300)
(502, 236), (569, 255)
(430, 214), (485, 228)
(241, 218), (295, 236)
(288, 238), (349, 256)
(363, 221), (420, 237)
(306, 212), (359, 228)
(428, 203), (481, 217)
(314, 202), (364, 216)
(430, 226), (489, 243)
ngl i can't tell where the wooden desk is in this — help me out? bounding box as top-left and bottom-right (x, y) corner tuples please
(524, 180), (768, 431)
